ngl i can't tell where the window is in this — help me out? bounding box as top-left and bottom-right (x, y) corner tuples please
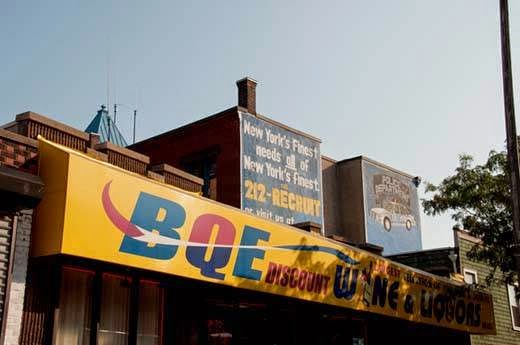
(53, 268), (94, 345)
(137, 280), (163, 345)
(97, 274), (131, 345)
(463, 268), (478, 285)
(508, 283), (520, 331)
(53, 268), (164, 344)
(182, 148), (219, 200)
(184, 158), (217, 199)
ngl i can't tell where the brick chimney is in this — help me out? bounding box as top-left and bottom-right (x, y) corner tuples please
(236, 77), (257, 115)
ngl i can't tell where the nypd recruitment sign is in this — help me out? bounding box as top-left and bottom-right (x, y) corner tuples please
(239, 112), (323, 226)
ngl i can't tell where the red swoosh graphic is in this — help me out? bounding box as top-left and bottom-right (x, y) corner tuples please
(102, 181), (143, 237)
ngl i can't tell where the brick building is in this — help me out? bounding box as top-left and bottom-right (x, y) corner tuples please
(0, 112), (203, 344)
(321, 155), (423, 255)
(0, 128), (43, 345)
(0, 78), (497, 344)
(130, 78), (424, 256)
(129, 77), (321, 219)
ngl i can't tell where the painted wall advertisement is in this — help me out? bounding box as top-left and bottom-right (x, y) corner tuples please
(240, 112), (323, 226)
(33, 138), (495, 335)
(363, 161), (422, 255)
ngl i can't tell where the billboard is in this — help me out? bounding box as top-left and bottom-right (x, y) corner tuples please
(363, 160), (422, 255)
(240, 112), (323, 227)
(32, 137), (495, 335)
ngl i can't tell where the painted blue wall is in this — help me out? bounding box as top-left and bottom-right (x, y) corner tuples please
(363, 160), (422, 255)
(240, 112), (323, 226)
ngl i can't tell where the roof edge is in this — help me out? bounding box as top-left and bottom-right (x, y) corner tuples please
(247, 110), (322, 143)
(336, 155), (417, 179)
(128, 106), (238, 148)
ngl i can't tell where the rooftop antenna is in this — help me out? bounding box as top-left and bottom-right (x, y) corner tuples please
(106, 58), (110, 130)
(107, 105), (111, 143)
(113, 103), (137, 145)
(133, 87), (139, 144)
(113, 62), (118, 126)
(106, 37), (113, 143)
(133, 109), (137, 144)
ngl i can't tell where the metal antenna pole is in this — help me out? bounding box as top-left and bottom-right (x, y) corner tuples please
(499, 0), (520, 272)
(133, 109), (137, 144)
(107, 110), (111, 142)
(106, 51), (110, 138)
(107, 104), (111, 143)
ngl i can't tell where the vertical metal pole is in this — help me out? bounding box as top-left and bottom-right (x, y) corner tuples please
(114, 103), (117, 125)
(107, 106), (112, 143)
(500, 0), (520, 270)
(133, 110), (137, 144)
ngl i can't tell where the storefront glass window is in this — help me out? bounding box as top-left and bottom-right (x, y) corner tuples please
(205, 299), (234, 345)
(98, 274), (131, 345)
(53, 268), (93, 345)
(137, 280), (163, 345)
(207, 319), (233, 345)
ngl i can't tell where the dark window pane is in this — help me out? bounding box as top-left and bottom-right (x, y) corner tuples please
(98, 274), (131, 345)
(137, 281), (163, 345)
(53, 268), (93, 345)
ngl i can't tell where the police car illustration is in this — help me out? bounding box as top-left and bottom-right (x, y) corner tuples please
(370, 201), (416, 231)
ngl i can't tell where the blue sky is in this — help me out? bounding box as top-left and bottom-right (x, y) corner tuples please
(2, 1), (519, 249)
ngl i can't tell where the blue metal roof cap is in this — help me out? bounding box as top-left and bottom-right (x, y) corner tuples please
(85, 105), (128, 147)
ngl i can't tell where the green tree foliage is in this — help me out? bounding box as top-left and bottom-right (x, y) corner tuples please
(423, 150), (518, 284)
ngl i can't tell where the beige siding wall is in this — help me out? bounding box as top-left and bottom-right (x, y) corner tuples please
(456, 231), (520, 345)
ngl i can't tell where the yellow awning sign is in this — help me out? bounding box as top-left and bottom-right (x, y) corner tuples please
(32, 137), (496, 334)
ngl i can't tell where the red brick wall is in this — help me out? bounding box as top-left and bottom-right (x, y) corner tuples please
(130, 108), (241, 207)
(0, 130), (38, 173)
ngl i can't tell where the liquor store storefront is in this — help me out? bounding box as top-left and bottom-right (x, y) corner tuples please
(22, 138), (496, 345)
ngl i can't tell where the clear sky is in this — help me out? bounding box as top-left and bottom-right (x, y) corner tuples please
(2, 1), (520, 250)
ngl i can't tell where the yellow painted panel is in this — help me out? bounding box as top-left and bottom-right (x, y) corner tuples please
(35, 137), (496, 335)
(32, 136), (70, 257)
